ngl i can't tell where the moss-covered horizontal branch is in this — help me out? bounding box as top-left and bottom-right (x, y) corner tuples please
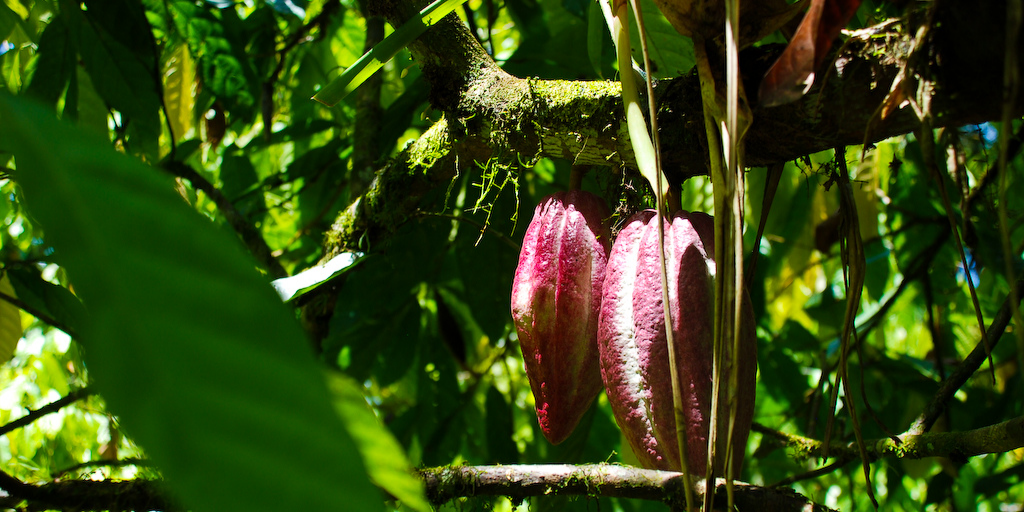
(753, 416), (1024, 462)
(419, 463), (834, 512)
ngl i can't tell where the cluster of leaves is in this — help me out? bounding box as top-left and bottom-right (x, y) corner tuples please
(0, 0), (1021, 512)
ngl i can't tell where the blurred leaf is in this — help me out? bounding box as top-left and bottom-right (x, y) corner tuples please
(0, 2), (18, 42)
(759, 0), (862, 107)
(485, 385), (518, 464)
(220, 152), (262, 214)
(863, 240), (891, 302)
(758, 328), (811, 407)
(69, 0), (163, 155)
(326, 371), (431, 512)
(975, 463), (1024, 499)
(25, 12), (75, 105)
(0, 94), (382, 512)
(5, 266), (86, 336)
(0, 273), (23, 362)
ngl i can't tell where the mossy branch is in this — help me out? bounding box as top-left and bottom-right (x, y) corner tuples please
(753, 416), (1024, 463)
(418, 464), (834, 512)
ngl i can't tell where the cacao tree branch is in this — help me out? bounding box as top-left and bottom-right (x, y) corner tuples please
(418, 464), (835, 512)
(753, 416), (1024, 463)
(0, 469), (179, 511)
(0, 387), (95, 437)
(327, 0), (1022, 254)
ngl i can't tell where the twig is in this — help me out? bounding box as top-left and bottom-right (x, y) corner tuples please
(0, 387), (95, 437)
(53, 458), (153, 479)
(908, 276), (1024, 435)
(768, 458), (854, 488)
(268, 0), (341, 84)
(162, 161), (287, 278)
(963, 124), (1024, 213)
(410, 211), (520, 250)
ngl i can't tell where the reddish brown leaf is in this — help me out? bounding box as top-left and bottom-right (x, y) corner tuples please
(758, 0), (862, 107)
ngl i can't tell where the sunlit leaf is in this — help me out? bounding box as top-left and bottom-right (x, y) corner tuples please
(326, 371), (431, 512)
(0, 273), (23, 362)
(312, 0), (471, 106)
(271, 252), (366, 302)
(163, 44), (196, 142)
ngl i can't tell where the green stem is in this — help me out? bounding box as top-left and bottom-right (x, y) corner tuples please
(612, 3), (693, 510)
(610, 4), (664, 200)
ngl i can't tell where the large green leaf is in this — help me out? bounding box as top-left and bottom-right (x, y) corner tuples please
(326, 371), (431, 512)
(65, 2), (163, 155)
(0, 94), (382, 512)
(25, 12), (76, 105)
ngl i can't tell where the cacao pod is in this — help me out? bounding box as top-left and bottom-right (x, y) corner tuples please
(511, 191), (611, 445)
(598, 210), (756, 475)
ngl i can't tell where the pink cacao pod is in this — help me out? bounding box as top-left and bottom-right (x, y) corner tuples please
(598, 210), (756, 475)
(511, 191), (611, 445)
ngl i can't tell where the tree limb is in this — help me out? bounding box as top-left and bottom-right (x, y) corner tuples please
(0, 470), (178, 512)
(419, 464), (835, 512)
(754, 416), (1024, 463)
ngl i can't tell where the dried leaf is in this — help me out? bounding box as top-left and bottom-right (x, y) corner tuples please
(759, 0), (862, 107)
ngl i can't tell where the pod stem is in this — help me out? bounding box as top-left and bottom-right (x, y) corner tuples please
(569, 165), (587, 191)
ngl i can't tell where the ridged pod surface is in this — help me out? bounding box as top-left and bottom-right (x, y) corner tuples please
(511, 191), (611, 445)
(598, 210), (756, 475)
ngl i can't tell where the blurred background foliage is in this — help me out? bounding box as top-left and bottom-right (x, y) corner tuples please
(0, 0), (1021, 511)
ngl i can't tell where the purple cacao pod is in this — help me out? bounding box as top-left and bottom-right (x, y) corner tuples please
(511, 191), (611, 445)
(598, 210), (756, 475)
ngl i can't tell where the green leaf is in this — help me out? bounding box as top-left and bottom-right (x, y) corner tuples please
(0, 1), (18, 42)
(484, 385), (518, 464)
(271, 252), (366, 302)
(5, 266), (86, 336)
(163, 44), (196, 143)
(312, 0), (471, 106)
(0, 94), (382, 512)
(325, 371), (431, 512)
(68, 3), (163, 155)
(628, 0), (695, 78)
(0, 273), (22, 362)
(172, 2), (260, 119)
(25, 12), (76, 105)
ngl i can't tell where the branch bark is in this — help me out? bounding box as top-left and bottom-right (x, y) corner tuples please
(325, 0), (1023, 254)
(420, 464), (833, 512)
(754, 416), (1024, 463)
